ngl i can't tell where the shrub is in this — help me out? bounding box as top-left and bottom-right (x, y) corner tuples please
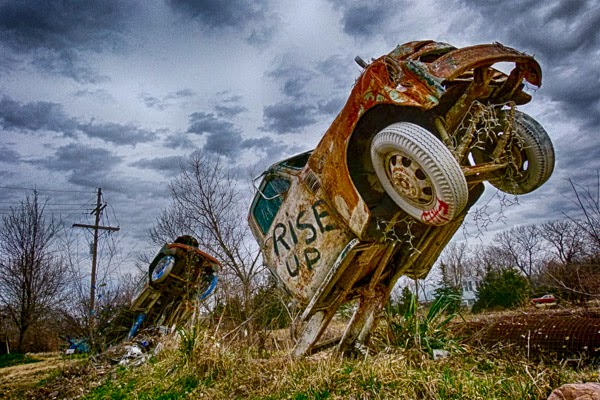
(472, 268), (530, 313)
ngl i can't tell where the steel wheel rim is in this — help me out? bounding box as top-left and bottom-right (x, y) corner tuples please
(385, 151), (435, 209)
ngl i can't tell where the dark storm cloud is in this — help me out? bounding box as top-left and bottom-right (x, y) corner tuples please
(130, 156), (184, 177)
(184, 110), (249, 157)
(186, 111), (237, 136)
(0, 0), (135, 82)
(268, 64), (313, 100)
(262, 102), (318, 134)
(0, 96), (78, 135)
(241, 136), (277, 150)
(204, 131), (243, 157)
(163, 132), (198, 150)
(328, 0), (399, 38)
(168, 0), (278, 44)
(459, 0), (600, 145)
(31, 143), (122, 187)
(0, 95), (158, 145)
(241, 136), (291, 160)
(463, 0), (600, 59)
(0, 146), (20, 163)
(79, 122), (159, 146)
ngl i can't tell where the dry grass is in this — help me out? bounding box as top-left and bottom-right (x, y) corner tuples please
(11, 308), (600, 399)
(0, 353), (84, 399)
(76, 323), (598, 399)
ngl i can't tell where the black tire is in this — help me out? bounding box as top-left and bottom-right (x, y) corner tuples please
(370, 122), (468, 225)
(473, 110), (554, 194)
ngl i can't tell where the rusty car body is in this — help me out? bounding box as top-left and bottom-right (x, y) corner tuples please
(106, 237), (220, 343)
(248, 40), (554, 356)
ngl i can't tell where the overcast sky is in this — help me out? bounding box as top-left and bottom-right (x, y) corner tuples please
(0, 0), (598, 275)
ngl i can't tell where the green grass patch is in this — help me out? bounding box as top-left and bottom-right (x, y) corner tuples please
(0, 353), (41, 368)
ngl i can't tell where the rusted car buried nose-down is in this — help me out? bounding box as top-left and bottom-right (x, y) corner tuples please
(248, 41), (554, 357)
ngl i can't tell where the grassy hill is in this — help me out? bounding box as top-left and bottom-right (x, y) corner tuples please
(7, 308), (599, 399)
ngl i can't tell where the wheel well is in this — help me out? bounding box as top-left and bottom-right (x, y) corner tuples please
(346, 104), (436, 223)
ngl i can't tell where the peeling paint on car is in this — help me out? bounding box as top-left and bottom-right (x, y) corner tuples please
(248, 40), (554, 357)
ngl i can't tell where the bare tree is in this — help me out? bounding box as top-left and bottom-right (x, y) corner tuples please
(149, 151), (264, 325)
(60, 222), (136, 347)
(536, 174), (600, 301)
(539, 220), (586, 264)
(564, 174), (600, 258)
(437, 242), (470, 290)
(0, 192), (68, 352)
(495, 225), (545, 285)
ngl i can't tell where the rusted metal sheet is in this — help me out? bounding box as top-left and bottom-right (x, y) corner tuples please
(428, 43), (541, 86)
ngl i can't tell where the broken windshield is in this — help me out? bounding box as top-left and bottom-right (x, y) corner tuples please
(252, 176), (291, 234)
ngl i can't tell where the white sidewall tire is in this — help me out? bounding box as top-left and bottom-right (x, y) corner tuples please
(491, 111), (554, 194)
(150, 255), (175, 284)
(371, 122), (468, 225)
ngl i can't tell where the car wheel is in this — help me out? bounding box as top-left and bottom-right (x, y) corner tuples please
(199, 274), (217, 300)
(371, 122), (468, 225)
(149, 255), (176, 284)
(473, 110), (554, 194)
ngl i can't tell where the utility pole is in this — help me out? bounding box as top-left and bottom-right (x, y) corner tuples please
(72, 188), (120, 325)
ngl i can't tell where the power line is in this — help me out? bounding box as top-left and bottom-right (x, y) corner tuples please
(72, 188), (120, 342)
(0, 185), (95, 194)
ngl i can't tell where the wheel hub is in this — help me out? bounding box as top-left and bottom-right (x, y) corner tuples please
(386, 153), (434, 207)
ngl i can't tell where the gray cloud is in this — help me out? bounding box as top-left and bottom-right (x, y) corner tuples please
(241, 136), (277, 150)
(0, 0), (135, 82)
(262, 53), (352, 135)
(168, 0), (278, 44)
(455, 0), (600, 153)
(317, 97), (345, 115)
(262, 102), (318, 134)
(140, 89), (196, 111)
(32, 143), (122, 187)
(204, 131), (243, 157)
(186, 111), (237, 135)
(130, 156), (185, 177)
(79, 122), (158, 146)
(214, 94), (247, 118)
(163, 132), (198, 150)
(0, 145), (21, 163)
(0, 95), (158, 145)
(184, 110), (250, 157)
(316, 54), (353, 77)
(328, 0), (400, 38)
(0, 96), (78, 135)
(268, 64), (313, 100)
(241, 136), (291, 161)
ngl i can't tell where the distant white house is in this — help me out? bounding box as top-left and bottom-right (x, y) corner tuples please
(461, 278), (480, 306)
